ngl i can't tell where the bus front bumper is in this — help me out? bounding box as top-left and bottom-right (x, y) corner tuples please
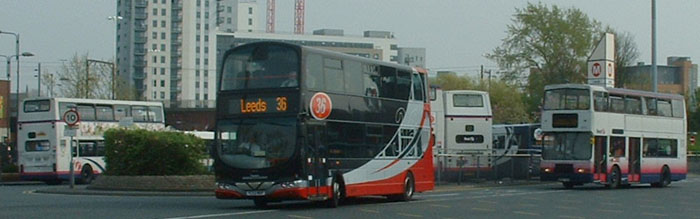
(540, 173), (594, 184)
(215, 181), (331, 201)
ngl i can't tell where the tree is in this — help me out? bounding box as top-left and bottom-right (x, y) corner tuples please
(52, 53), (136, 100)
(605, 27), (641, 88)
(488, 3), (601, 85)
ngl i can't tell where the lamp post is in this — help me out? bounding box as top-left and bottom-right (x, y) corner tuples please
(86, 59), (116, 99)
(108, 16), (123, 100)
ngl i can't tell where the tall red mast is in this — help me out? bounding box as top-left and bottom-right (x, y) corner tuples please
(294, 0), (305, 34)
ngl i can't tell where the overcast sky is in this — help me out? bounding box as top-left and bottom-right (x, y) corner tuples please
(1, 0), (698, 92)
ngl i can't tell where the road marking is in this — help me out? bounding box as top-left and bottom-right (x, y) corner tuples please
(288, 215), (313, 219)
(639, 205), (664, 209)
(22, 190), (34, 194)
(595, 209), (622, 214)
(397, 213), (423, 218)
(560, 200), (582, 204)
(513, 211), (540, 216)
(641, 212), (667, 217)
(164, 210), (277, 219)
(471, 207), (495, 212)
(429, 204), (451, 208)
(359, 209), (380, 213)
(559, 215), (584, 219)
(419, 193), (460, 198)
(555, 206), (576, 210)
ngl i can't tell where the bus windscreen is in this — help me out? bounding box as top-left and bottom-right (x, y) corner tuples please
(221, 44), (300, 90)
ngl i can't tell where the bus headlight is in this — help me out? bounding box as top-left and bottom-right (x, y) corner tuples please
(216, 182), (234, 190)
(543, 168), (552, 173)
(576, 168), (587, 173)
(281, 180), (307, 189)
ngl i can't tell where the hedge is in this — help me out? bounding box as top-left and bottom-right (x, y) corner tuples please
(104, 129), (207, 176)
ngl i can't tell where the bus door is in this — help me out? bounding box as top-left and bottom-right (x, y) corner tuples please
(628, 137), (641, 182)
(307, 125), (329, 199)
(593, 136), (607, 182)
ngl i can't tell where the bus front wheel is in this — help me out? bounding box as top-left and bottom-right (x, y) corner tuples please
(389, 172), (415, 202)
(326, 177), (343, 208)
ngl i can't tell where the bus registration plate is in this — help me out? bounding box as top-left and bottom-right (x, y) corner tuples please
(246, 191), (266, 196)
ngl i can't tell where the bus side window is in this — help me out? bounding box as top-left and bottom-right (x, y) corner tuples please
(379, 66), (397, 99)
(411, 73), (424, 101)
(624, 96), (642, 115)
(77, 104), (96, 121)
(148, 106), (163, 122)
(645, 97), (657, 115)
(671, 99), (684, 118)
(323, 58), (345, 93)
(96, 105), (114, 121)
(132, 106), (149, 122)
(593, 92), (608, 112)
(115, 105), (130, 121)
(396, 70), (411, 100)
(344, 60), (363, 95)
(305, 54), (324, 90)
(657, 99), (672, 117)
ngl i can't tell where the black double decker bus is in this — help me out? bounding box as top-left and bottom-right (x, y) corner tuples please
(214, 41), (433, 207)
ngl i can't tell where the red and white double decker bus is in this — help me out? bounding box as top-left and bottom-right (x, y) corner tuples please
(214, 41), (434, 207)
(540, 84), (687, 189)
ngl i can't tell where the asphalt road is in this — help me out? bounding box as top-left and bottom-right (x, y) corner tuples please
(3, 177), (700, 219)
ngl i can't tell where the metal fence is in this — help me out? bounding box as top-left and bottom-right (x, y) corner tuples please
(433, 149), (542, 185)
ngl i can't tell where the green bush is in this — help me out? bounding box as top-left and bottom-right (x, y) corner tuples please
(2, 163), (18, 173)
(104, 129), (208, 176)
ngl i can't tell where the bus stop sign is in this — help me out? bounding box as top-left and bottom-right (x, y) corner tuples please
(63, 109), (80, 126)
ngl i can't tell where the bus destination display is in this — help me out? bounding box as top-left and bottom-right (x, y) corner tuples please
(228, 94), (297, 115)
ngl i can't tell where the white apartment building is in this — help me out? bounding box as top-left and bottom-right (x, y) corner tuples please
(116, 0), (257, 108)
(118, 0), (411, 109)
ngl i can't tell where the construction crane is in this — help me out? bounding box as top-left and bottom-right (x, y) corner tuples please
(266, 0), (275, 33)
(294, 0), (304, 34)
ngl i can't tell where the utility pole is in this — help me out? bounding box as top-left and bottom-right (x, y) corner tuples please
(36, 63), (41, 97)
(651, 0), (658, 92)
(480, 65), (484, 81)
(85, 58), (90, 98)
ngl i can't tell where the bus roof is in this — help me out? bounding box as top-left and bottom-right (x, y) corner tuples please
(22, 97), (165, 106)
(544, 84), (684, 100)
(228, 41), (422, 74)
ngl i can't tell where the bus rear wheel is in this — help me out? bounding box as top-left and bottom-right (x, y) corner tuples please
(652, 167), (671, 188)
(78, 165), (94, 184)
(609, 166), (621, 189)
(389, 172), (414, 202)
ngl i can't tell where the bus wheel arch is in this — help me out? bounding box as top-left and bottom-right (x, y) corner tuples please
(660, 165), (671, 187)
(78, 165), (94, 184)
(389, 171), (415, 201)
(608, 165), (621, 189)
(327, 174), (345, 208)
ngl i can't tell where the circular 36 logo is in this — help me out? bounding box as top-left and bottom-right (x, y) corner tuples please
(310, 92), (332, 120)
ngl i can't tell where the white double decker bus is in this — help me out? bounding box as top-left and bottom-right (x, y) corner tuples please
(18, 97), (165, 184)
(430, 87), (493, 176)
(540, 84), (687, 188)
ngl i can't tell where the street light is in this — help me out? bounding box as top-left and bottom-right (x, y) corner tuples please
(107, 16), (123, 100)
